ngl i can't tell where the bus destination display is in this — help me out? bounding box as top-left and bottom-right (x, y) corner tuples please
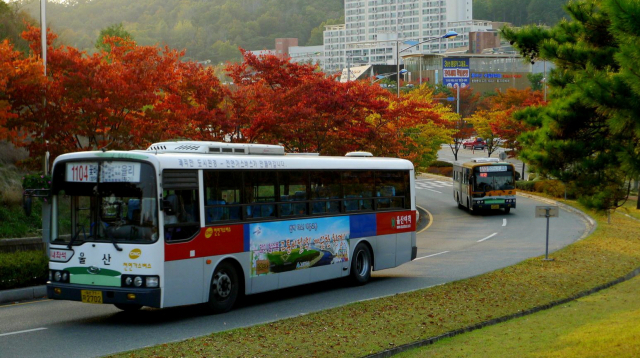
(479, 165), (508, 172)
(66, 162), (141, 183)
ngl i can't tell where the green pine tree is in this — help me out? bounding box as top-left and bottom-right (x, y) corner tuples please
(502, 0), (640, 211)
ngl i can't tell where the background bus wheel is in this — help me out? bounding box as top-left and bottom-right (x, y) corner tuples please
(114, 303), (142, 311)
(350, 243), (372, 285)
(206, 261), (239, 314)
(504, 207), (511, 214)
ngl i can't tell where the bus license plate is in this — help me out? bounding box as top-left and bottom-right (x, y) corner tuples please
(491, 205), (499, 209)
(81, 290), (103, 304)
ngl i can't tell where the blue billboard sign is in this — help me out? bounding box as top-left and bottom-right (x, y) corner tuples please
(442, 58), (470, 88)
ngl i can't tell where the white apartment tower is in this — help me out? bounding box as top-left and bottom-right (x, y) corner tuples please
(323, 0), (486, 74)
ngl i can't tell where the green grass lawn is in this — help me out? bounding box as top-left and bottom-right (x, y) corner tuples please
(109, 201), (640, 358)
(397, 274), (640, 358)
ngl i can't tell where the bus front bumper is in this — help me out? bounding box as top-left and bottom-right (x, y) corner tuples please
(472, 200), (516, 210)
(47, 283), (161, 308)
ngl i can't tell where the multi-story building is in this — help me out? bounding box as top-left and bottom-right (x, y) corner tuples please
(323, 0), (493, 74)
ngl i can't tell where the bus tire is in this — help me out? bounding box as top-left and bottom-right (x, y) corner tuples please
(206, 261), (239, 314)
(114, 303), (142, 311)
(350, 243), (372, 285)
(504, 207), (511, 214)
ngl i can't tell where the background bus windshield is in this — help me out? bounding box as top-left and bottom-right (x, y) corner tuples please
(473, 166), (514, 192)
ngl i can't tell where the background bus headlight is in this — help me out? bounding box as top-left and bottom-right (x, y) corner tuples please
(134, 277), (143, 287)
(125, 277), (133, 286)
(54, 271), (62, 282)
(62, 272), (68, 282)
(146, 277), (159, 288)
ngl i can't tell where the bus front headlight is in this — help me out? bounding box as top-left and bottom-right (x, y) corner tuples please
(146, 277), (159, 288)
(54, 271), (62, 282)
(134, 276), (143, 287)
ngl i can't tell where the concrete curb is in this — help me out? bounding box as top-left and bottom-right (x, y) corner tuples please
(0, 285), (47, 305)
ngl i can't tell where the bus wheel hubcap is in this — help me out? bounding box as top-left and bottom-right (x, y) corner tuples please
(356, 251), (368, 276)
(214, 272), (232, 298)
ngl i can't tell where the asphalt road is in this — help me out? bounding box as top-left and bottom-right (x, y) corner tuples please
(0, 178), (588, 358)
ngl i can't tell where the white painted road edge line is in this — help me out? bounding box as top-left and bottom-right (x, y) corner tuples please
(478, 233), (497, 243)
(0, 328), (47, 337)
(502, 218), (507, 227)
(414, 251), (450, 261)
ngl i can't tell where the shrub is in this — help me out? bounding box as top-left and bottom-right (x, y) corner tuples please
(514, 171), (521, 181)
(439, 167), (453, 177)
(516, 181), (535, 191)
(528, 173), (537, 181)
(430, 160), (453, 168)
(0, 250), (48, 290)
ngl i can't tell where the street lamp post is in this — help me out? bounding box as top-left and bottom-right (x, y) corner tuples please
(395, 31), (458, 97)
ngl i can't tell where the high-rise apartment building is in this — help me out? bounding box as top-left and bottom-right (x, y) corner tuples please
(323, 0), (491, 74)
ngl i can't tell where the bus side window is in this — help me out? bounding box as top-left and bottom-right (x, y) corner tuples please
(203, 171), (242, 223)
(310, 171), (342, 214)
(244, 171), (277, 219)
(278, 171), (309, 217)
(375, 171), (407, 209)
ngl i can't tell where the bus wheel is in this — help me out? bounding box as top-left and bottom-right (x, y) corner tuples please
(504, 207), (511, 214)
(206, 261), (239, 314)
(350, 243), (372, 285)
(114, 303), (142, 311)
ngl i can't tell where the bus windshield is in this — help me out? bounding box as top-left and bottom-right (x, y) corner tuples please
(51, 161), (159, 245)
(473, 166), (514, 192)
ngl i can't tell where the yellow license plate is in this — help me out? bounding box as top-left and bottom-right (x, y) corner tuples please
(81, 290), (103, 304)
(491, 205), (499, 209)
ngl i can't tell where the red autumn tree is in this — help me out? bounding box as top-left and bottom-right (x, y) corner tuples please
(0, 39), (45, 142)
(9, 25), (227, 166)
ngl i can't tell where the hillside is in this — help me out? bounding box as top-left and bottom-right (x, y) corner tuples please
(13, 0), (568, 63)
(17, 0), (343, 63)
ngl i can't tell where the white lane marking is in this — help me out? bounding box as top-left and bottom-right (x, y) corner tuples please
(477, 233), (497, 243)
(414, 251), (450, 261)
(0, 328), (47, 337)
(425, 188), (442, 194)
(502, 218), (507, 227)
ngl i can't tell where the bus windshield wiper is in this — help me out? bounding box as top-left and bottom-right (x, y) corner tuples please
(67, 224), (86, 249)
(99, 213), (123, 252)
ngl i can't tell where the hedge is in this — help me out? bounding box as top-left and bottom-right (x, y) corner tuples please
(430, 160), (453, 168)
(0, 250), (48, 290)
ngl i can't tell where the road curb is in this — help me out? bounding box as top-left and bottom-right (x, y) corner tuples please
(0, 285), (47, 305)
(516, 191), (597, 240)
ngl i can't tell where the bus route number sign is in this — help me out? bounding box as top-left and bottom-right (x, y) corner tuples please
(66, 162), (99, 182)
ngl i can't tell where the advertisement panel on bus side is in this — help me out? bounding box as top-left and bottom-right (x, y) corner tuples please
(248, 217), (350, 276)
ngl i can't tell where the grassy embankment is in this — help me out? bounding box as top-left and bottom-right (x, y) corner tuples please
(111, 200), (640, 358)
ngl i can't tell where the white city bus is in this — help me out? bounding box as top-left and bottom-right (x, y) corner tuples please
(46, 141), (417, 313)
(453, 158), (516, 214)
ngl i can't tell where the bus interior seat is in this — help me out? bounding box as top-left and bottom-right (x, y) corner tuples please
(206, 200), (226, 222)
(127, 199), (140, 220)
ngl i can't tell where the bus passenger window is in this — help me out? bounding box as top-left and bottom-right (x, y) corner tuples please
(244, 171), (276, 219)
(278, 171), (308, 216)
(342, 171), (374, 211)
(204, 171), (242, 223)
(311, 171), (341, 214)
(375, 171), (408, 209)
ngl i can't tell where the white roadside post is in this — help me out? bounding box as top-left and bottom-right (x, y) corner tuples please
(536, 206), (559, 261)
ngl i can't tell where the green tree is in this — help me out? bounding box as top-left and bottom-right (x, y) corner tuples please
(95, 23), (132, 52)
(502, 0), (640, 211)
(526, 72), (543, 91)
